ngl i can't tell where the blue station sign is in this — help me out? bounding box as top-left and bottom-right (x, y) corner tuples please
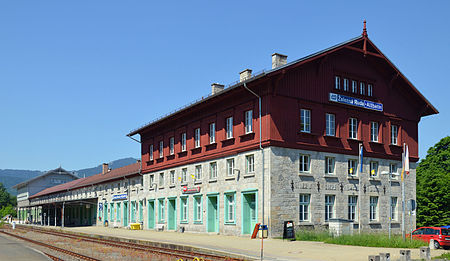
(329, 93), (383, 112)
(112, 194), (127, 201)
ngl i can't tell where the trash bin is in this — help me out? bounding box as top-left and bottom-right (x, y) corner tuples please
(130, 223), (141, 230)
(140, 221), (144, 230)
(12, 221), (16, 230)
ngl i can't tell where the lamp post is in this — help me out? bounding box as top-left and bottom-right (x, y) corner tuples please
(381, 170), (399, 239)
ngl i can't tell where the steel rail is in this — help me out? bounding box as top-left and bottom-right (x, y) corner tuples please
(0, 230), (100, 261)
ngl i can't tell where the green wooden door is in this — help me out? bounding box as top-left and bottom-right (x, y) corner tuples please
(207, 196), (218, 232)
(139, 201), (143, 222)
(242, 192), (257, 234)
(167, 199), (176, 230)
(103, 204), (108, 223)
(123, 202), (128, 227)
(148, 200), (155, 229)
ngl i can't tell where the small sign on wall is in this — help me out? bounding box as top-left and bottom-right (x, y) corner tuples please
(182, 186), (201, 194)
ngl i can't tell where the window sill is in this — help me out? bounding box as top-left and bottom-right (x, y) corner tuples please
(323, 174), (337, 178)
(369, 222), (381, 225)
(177, 151), (188, 157)
(180, 221), (188, 224)
(298, 131), (318, 136)
(166, 154), (175, 160)
(225, 176), (235, 181)
(146, 160), (154, 165)
(239, 132), (255, 140)
(193, 221), (203, 225)
(389, 144), (402, 148)
(158, 187), (164, 190)
(221, 138), (235, 146)
(298, 221), (313, 225)
(347, 175), (359, 180)
(369, 177), (380, 181)
(224, 222), (236, 226)
(180, 183), (188, 187)
(194, 181), (202, 185)
(324, 135), (340, 140)
(299, 172), (313, 177)
(208, 179), (217, 183)
(347, 138), (363, 142)
(369, 141), (383, 145)
(205, 143), (217, 149)
(191, 147), (202, 153)
(243, 174), (255, 178)
(169, 185), (175, 188)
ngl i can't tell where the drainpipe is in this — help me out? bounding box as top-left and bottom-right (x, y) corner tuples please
(243, 82), (264, 261)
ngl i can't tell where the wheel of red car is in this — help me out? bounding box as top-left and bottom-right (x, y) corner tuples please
(433, 240), (440, 249)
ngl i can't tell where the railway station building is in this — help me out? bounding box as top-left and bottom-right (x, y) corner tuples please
(26, 25), (437, 238)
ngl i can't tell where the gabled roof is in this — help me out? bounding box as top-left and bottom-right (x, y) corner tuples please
(128, 24), (438, 136)
(29, 162), (140, 199)
(12, 167), (78, 189)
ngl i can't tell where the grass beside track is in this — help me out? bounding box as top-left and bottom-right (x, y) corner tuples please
(295, 230), (428, 248)
(433, 252), (450, 260)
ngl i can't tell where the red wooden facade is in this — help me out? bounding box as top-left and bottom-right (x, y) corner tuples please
(129, 32), (437, 174)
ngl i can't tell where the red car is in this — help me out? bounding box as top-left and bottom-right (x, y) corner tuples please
(411, 227), (450, 249)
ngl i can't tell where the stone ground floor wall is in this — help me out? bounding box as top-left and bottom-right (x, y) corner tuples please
(268, 146), (417, 237)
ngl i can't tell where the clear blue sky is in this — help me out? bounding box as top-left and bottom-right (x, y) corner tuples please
(1, 1), (448, 171)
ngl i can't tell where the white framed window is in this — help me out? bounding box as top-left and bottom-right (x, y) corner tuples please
(325, 157), (335, 174)
(226, 117), (233, 139)
(391, 125), (398, 145)
(159, 140), (164, 158)
(149, 175), (154, 188)
(352, 80), (357, 93)
(343, 78), (349, 91)
(349, 118), (358, 139)
(195, 165), (202, 180)
(225, 193), (235, 223)
(169, 137), (174, 155)
(299, 154), (310, 172)
(370, 196), (378, 221)
(181, 132), (186, 152)
(245, 110), (253, 133)
(325, 195), (335, 221)
(209, 162), (217, 179)
(370, 122), (379, 142)
(335, 76), (341, 90)
(348, 195), (357, 221)
(170, 170), (175, 185)
(194, 196), (202, 222)
(348, 159), (357, 177)
(300, 109), (311, 133)
(360, 82), (365, 95)
(368, 84), (373, 96)
(370, 161), (378, 178)
(149, 144), (153, 161)
(209, 123), (215, 144)
(246, 154), (254, 173)
(226, 158), (235, 176)
(391, 197), (398, 221)
(159, 172), (164, 187)
(299, 194), (310, 221)
(326, 113), (335, 136)
(194, 128), (200, 148)
(158, 199), (165, 222)
(181, 168), (187, 183)
(180, 197), (188, 222)
(390, 163), (398, 180)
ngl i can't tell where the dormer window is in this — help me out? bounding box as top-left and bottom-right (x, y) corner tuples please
(335, 76), (341, 90)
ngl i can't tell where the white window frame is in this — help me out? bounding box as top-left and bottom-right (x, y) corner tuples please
(299, 194), (310, 221)
(159, 140), (164, 158)
(181, 168), (187, 184)
(348, 159), (357, 177)
(370, 161), (378, 178)
(226, 117), (233, 139)
(209, 123), (215, 144)
(360, 82), (365, 95)
(246, 154), (254, 173)
(180, 197), (188, 222)
(349, 118), (358, 139)
(300, 109), (311, 133)
(159, 172), (164, 187)
(245, 110), (253, 134)
(195, 165), (202, 180)
(391, 125), (398, 145)
(390, 163), (398, 180)
(181, 132), (186, 152)
(194, 128), (200, 148)
(226, 158), (235, 177)
(194, 196), (202, 222)
(225, 193), (235, 223)
(325, 195), (335, 221)
(370, 196), (378, 221)
(325, 157), (335, 175)
(370, 122), (379, 142)
(149, 175), (154, 189)
(326, 113), (335, 136)
(149, 144), (153, 161)
(343, 78), (349, 91)
(209, 162), (217, 180)
(170, 170), (175, 185)
(335, 76), (341, 90)
(348, 195), (357, 221)
(169, 137), (174, 155)
(391, 197), (398, 221)
(368, 84), (373, 96)
(352, 80), (357, 93)
(299, 154), (310, 173)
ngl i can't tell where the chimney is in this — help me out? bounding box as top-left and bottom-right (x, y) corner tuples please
(240, 69), (252, 82)
(102, 163), (109, 175)
(272, 53), (287, 69)
(211, 83), (225, 95)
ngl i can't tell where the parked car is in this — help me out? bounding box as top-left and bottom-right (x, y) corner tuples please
(411, 227), (450, 249)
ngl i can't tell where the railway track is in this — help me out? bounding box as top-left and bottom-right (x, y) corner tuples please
(0, 230), (100, 261)
(12, 225), (246, 261)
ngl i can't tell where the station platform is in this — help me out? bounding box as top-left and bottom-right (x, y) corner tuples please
(39, 225), (446, 261)
(0, 232), (50, 261)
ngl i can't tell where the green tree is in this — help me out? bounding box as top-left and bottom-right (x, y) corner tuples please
(417, 136), (450, 227)
(0, 182), (11, 207)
